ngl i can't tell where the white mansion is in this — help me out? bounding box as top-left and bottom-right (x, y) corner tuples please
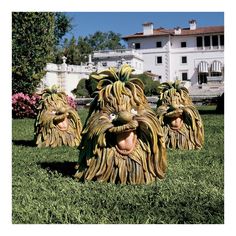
(122, 20), (224, 86)
(42, 20), (224, 97)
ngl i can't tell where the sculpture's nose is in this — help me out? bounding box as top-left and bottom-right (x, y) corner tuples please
(56, 106), (67, 115)
(116, 111), (133, 124)
(171, 96), (179, 109)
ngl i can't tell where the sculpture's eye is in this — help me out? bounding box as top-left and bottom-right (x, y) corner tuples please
(109, 113), (117, 121)
(131, 108), (138, 115)
(51, 110), (56, 115)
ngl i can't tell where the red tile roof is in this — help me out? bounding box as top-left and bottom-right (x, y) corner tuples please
(122, 26), (224, 40)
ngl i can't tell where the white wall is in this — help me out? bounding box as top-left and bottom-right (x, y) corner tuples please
(42, 63), (92, 98)
(128, 35), (169, 50)
(42, 51), (144, 98)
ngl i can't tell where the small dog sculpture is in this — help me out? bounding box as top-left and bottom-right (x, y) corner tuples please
(75, 65), (167, 184)
(156, 81), (204, 149)
(34, 86), (82, 147)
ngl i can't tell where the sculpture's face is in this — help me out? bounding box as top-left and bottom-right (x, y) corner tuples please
(41, 100), (70, 131)
(97, 92), (140, 156)
(76, 75), (167, 184)
(34, 92), (82, 148)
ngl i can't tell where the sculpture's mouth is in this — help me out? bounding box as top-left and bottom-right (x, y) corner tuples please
(115, 130), (137, 155)
(55, 117), (69, 131)
(165, 109), (184, 131)
(108, 120), (138, 155)
(169, 115), (183, 130)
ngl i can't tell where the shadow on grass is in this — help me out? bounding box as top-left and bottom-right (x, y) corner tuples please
(39, 161), (78, 178)
(198, 109), (219, 115)
(12, 139), (36, 147)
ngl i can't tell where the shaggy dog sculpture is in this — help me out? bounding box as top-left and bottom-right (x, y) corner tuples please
(75, 65), (167, 184)
(156, 81), (204, 149)
(34, 86), (82, 147)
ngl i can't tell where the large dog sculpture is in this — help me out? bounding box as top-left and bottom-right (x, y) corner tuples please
(75, 65), (167, 184)
(34, 86), (82, 147)
(156, 81), (204, 149)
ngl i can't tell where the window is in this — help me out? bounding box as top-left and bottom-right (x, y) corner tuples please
(211, 72), (221, 77)
(134, 43), (140, 49)
(156, 41), (162, 48)
(204, 36), (210, 47)
(182, 72), (188, 81)
(198, 73), (208, 84)
(182, 56), (187, 64)
(196, 36), (203, 47)
(212, 35), (219, 47)
(156, 56), (162, 64)
(181, 42), (187, 48)
(220, 35), (224, 46)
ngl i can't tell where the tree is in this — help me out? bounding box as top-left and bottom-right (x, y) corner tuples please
(54, 36), (93, 65)
(87, 31), (125, 51)
(106, 31), (125, 50)
(77, 36), (93, 62)
(62, 36), (82, 65)
(12, 12), (71, 95)
(54, 13), (72, 45)
(54, 31), (125, 65)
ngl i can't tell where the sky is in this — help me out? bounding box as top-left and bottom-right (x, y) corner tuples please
(63, 12), (224, 42)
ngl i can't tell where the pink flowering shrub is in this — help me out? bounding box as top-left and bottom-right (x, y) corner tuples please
(12, 93), (77, 119)
(12, 93), (41, 119)
(67, 95), (77, 109)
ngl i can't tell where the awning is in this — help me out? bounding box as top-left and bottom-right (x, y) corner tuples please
(211, 60), (223, 73)
(198, 61), (209, 73)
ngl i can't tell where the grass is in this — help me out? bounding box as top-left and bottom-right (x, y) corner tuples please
(12, 107), (224, 224)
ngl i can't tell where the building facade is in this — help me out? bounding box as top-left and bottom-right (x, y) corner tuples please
(122, 20), (224, 87)
(93, 49), (143, 74)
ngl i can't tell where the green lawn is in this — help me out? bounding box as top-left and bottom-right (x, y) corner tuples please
(12, 107), (224, 224)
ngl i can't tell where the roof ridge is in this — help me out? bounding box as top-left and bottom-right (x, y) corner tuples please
(122, 25), (224, 39)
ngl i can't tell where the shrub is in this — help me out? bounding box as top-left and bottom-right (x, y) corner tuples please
(135, 73), (160, 96)
(12, 93), (41, 119)
(12, 93), (77, 119)
(71, 78), (90, 98)
(66, 95), (77, 109)
(85, 77), (98, 97)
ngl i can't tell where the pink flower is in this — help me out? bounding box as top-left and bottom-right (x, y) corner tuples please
(12, 93), (41, 119)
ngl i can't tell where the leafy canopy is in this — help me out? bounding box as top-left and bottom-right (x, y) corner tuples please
(12, 12), (71, 95)
(54, 31), (125, 65)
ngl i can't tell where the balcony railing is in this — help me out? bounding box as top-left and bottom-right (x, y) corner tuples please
(93, 49), (143, 59)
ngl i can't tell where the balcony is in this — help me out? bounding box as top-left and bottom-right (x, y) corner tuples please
(93, 49), (143, 60)
(196, 45), (224, 51)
